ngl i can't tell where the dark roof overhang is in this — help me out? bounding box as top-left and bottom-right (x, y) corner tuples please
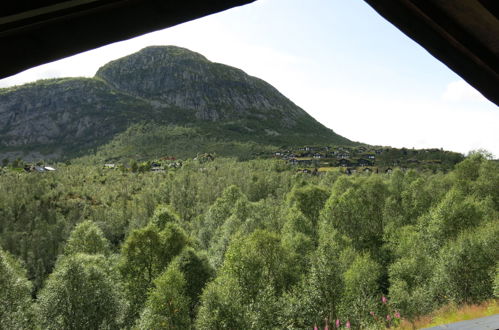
(364, 0), (499, 106)
(1, 0), (498, 106)
(0, 0), (255, 79)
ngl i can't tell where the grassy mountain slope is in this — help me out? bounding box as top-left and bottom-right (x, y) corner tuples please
(0, 46), (356, 161)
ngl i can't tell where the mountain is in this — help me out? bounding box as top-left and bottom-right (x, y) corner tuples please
(0, 46), (355, 161)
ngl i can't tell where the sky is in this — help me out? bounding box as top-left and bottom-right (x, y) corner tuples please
(1, 0), (498, 157)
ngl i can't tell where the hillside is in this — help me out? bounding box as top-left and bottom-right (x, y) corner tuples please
(0, 46), (355, 161)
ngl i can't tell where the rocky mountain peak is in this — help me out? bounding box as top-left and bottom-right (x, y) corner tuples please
(96, 46), (209, 79)
(0, 46), (354, 161)
(95, 45), (305, 121)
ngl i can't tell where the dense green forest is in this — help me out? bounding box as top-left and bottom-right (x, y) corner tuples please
(0, 152), (498, 329)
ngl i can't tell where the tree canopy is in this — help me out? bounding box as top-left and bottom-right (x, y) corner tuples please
(0, 155), (497, 328)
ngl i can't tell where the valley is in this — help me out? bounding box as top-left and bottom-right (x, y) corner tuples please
(0, 46), (497, 330)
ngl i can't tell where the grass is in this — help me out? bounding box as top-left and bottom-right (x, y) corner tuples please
(395, 299), (499, 329)
(318, 167), (338, 172)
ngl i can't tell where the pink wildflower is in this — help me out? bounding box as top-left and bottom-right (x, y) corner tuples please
(382, 296), (387, 304)
(336, 319), (340, 328)
(370, 311), (375, 317)
(314, 325), (318, 330)
(386, 314), (391, 321)
(346, 320), (351, 329)
(395, 311), (401, 319)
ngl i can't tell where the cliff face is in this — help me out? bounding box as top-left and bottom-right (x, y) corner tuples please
(0, 46), (354, 160)
(1, 79), (119, 147)
(95, 46), (305, 123)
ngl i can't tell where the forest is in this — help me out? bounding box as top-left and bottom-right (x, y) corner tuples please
(0, 152), (498, 329)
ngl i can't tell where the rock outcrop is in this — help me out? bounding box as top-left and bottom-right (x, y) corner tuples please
(95, 46), (305, 123)
(0, 46), (353, 160)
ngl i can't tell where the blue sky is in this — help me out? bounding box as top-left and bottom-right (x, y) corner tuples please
(1, 0), (497, 156)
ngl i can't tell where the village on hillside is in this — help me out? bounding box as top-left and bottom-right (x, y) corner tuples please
(0, 146), (465, 176)
(272, 145), (464, 174)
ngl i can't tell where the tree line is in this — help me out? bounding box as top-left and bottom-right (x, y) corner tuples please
(0, 153), (498, 329)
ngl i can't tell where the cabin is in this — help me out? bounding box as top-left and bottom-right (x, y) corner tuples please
(339, 159), (351, 167)
(151, 162), (164, 171)
(357, 158), (373, 167)
(199, 153), (215, 162)
(34, 166), (46, 172)
(297, 159), (313, 166)
(345, 168), (356, 175)
(22, 164), (57, 172)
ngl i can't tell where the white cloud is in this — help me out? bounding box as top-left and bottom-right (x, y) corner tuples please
(442, 80), (487, 102)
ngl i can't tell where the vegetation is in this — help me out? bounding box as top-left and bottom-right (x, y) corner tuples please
(0, 46), (354, 162)
(396, 299), (499, 329)
(276, 145), (464, 173)
(0, 152), (497, 329)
